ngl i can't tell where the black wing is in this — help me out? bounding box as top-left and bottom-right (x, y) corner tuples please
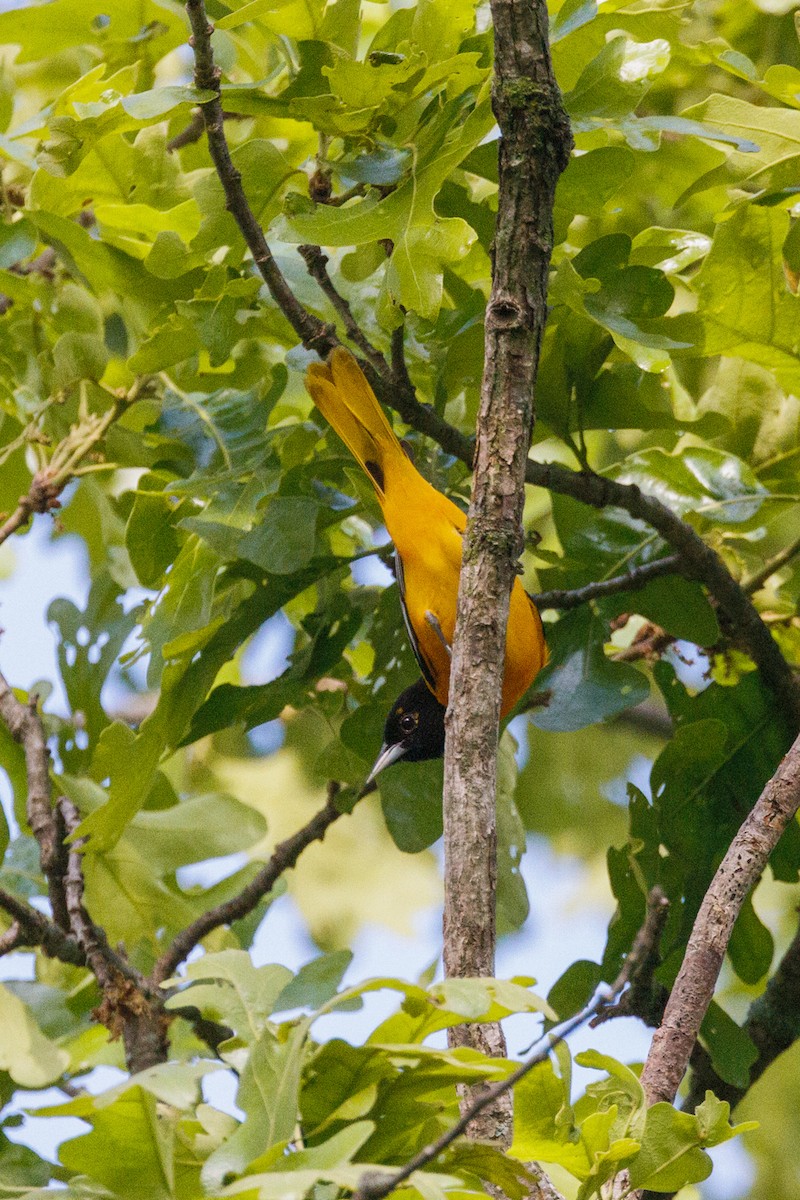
(394, 549), (439, 693)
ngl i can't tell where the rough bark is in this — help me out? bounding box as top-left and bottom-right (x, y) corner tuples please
(442, 0), (572, 1145)
(639, 729), (800, 1107)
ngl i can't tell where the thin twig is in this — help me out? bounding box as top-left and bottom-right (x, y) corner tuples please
(639, 727), (800, 1106)
(0, 671), (68, 928)
(531, 555), (684, 611)
(151, 781), (348, 985)
(0, 386), (144, 548)
(391, 324), (413, 393)
(167, 107), (249, 152)
(298, 245), (389, 377)
(352, 888), (669, 1200)
(742, 530), (800, 594)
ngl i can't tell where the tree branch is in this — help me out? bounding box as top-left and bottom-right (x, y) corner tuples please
(0, 385), (144, 548)
(441, 0), (572, 1144)
(0, 672), (68, 929)
(531, 555), (683, 611)
(185, 0), (333, 354)
(151, 781), (348, 986)
(58, 798), (142, 990)
(352, 888), (667, 1200)
(684, 911), (800, 1112)
(639, 728), (800, 1106)
(0, 886), (85, 965)
(298, 244), (389, 377)
(58, 797), (168, 1073)
(166, 107), (249, 152)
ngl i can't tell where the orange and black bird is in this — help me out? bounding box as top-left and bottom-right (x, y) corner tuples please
(305, 348), (547, 779)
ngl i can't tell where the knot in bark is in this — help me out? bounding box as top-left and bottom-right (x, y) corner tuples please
(29, 472), (62, 514)
(486, 293), (527, 332)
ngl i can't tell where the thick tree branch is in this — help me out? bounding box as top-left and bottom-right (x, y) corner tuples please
(531, 555), (683, 611)
(442, 0), (572, 1144)
(639, 728), (800, 1106)
(685, 913), (800, 1112)
(152, 781), (348, 986)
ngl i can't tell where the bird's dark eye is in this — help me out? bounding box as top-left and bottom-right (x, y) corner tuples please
(400, 712), (418, 734)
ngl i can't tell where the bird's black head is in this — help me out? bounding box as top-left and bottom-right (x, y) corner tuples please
(366, 678), (446, 783)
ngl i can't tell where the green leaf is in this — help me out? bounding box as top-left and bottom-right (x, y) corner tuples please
(0, 983), (69, 1087)
(52, 331), (109, 387)
(238, 497), (321, 574)
(627, 1102), (713, 1191)
(273, 950), (353, 1012)
(377, 758), (444, 853)
(280, 94), (494, 319)
(0, 217), (37, 268)
(613, 446), (769, 524)
(688, 206), (800, 393)
(532, 609), (650, 732)
(728, 891), (774, 986)
(202, 1025), (307, 1190)
(57, 1087), (176, 1200)
(496, 730), (529, 934)
(599, 574), (720, 647)
(700, 1001), (758, 1090)
(165, 951), (294, 1043)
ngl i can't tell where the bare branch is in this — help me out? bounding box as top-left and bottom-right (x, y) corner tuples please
(0, 886), (85, 965)
(685, 908), (800, 1112)
(352, 890), (667, 1200)
(58, 797), (168, 1072)
(58, 797), (143, 990)
(640, 728), (800, 1106)
(391, 324), (413, 394)
(531, 555), (684, 611)
(742, 530), (800, 594)
(185, 0), (333, 354)
(151, 781), (348, 986)
(298, 244), (389, 376)
(0, 671), (68, 928)
(167, 107), (249, 152)
(0, 921), (23, 955)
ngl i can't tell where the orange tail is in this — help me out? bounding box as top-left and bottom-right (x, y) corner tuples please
(305, 348), (407, 501)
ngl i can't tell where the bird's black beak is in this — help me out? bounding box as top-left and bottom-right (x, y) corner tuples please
(365, 740), (408, 785)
